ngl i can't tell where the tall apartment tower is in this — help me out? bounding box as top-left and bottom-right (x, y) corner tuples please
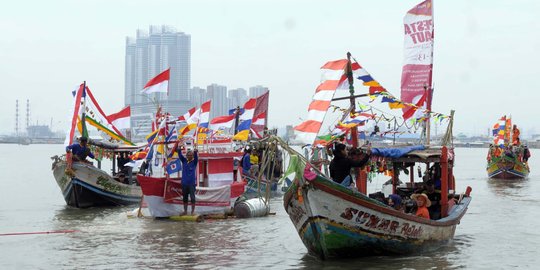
(125, 25), (191, 140)
(206, 83), (228, 119)
(190, 87), (207, 108)
(249, 85), (268, 98)
(228, 88), (248, 108)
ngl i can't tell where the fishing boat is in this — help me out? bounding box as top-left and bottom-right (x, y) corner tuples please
(51, 82), (143, 208)
(136, 134), (249, 217)
(278, 0), (471, 259)
(135, 99), (249, 217)
(51, 141), (143, 208)
(486, 116), (530, 179)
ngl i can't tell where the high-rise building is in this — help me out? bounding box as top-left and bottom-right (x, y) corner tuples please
(249, 85), (268, 98)
(206, 83), (228, 118)
(228, 88), (248, 108)
(190, 87), (207, 108)
(125, 25), (191, 141)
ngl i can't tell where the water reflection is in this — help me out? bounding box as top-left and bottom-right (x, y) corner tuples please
(134, 219), (247, 269)
(487, 178), (529, 197)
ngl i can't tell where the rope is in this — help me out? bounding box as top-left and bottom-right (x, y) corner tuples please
(0, 230), (79, 237)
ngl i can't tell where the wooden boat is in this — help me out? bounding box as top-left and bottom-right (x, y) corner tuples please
(281, 0), (471, 258)
(487, 148), (529, 179)
(51, 146), (143, 208)
(280, 142), (471, 259)
(487, 116), (529, 179)
(137, 136), (247, 217)
(52, 81), (143, 208)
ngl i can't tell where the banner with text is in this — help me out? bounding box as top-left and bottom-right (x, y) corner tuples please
(401, 0), (434, 110)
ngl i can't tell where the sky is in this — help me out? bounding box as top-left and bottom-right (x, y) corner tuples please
(1, 0), (540, 138)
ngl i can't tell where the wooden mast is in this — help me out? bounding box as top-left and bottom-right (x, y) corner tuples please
(345, 52), (358, 148)
(345, 52), (368, 194)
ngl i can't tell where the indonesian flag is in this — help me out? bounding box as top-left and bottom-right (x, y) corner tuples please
(253, 112), (266, 126)
(402, 91), (427, 120)
(178, 106), (196, 122)
(198, 101), (212, 129)
(107, 106), (131, 130)
(251, 127), (262, 139)
(142, 68), (170, 94)
(209, 114), (235, 131)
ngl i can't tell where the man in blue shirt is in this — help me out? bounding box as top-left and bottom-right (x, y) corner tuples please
(241, 148), (252, 176)
(66, 137), (94, 162)
(178, 147), (199, 215)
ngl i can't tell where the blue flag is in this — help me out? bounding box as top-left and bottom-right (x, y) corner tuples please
(166, 159), (182, 175)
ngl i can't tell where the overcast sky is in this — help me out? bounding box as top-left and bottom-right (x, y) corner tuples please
(1, 0), (539, 137)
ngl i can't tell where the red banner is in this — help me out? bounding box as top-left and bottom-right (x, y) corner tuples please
(401, 0), (433, 110)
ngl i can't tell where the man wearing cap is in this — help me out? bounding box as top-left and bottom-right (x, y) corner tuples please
(66, 137), (95, 162)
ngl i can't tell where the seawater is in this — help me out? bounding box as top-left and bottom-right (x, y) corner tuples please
(1, 144), (539, 269)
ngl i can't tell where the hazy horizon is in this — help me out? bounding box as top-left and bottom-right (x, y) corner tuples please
(1, 0), (539, 138)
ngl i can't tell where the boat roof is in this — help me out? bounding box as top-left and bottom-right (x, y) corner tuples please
(89, 139), (146, 151)
(361, 145), (453, 163)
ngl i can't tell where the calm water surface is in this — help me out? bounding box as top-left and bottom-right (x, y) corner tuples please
(1, 144), (539, 269)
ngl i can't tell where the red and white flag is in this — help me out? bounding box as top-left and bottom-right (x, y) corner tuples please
(209, 114), (235, 131)
(402, 91), (427, 120)
(178, 106), (197, 122)
(107, 106), (131, 130)
(294, 59), (355, 144)
(198, 101), (212, 129)
(142, 68), (170, 94)
(253, 112), (266, 126)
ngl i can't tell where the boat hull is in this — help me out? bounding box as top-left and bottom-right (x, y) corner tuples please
(52, 159), (142, 208)
(487, 156), (529, 179)
(284, 174), (470, 259)
(137, 175), (246, 217)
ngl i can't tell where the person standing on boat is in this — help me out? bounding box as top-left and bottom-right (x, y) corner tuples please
(241, 148), (252, 176)
(329, 143), (371, 187)
(512, 125), (520, 145)
(523, 146), (531, 162)
(177, 146), (199, 216)
(65, 137), (94, 163)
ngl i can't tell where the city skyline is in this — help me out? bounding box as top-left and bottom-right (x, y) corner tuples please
(1, 0), (539, 139)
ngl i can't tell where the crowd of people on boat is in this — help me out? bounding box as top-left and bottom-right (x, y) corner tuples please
(487, 124), (531, 163)
(240, 143), (283, 180)
(322, 141), (460, 220)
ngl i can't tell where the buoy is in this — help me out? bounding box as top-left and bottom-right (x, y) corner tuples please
(234, 198), (269, 218)
(169, 215), (204, 222)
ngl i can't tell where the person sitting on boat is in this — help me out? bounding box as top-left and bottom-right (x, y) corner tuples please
(422, 180), (441, 220)
(249, 149), (260, 176)
(329, 143), (371, 187)
(117, 152), (130, 174)
(65, 136), (94, 163)
(177, 147), (199, 216)
(387, 194), (404, 212)
(411, 193), (431, 219)
(117, 172), (129, 185)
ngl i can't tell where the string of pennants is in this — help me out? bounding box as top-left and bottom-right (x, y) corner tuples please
(314, 100), (450, 144)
